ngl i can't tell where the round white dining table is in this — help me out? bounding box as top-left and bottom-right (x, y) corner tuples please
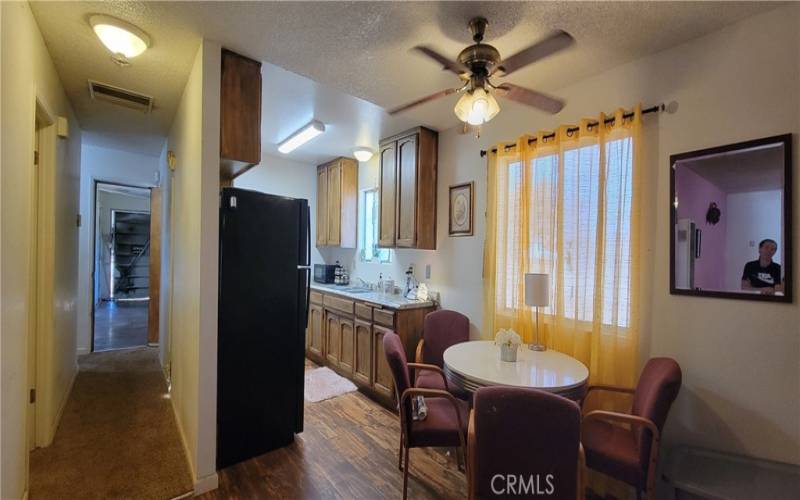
(443, 341), (589, 401)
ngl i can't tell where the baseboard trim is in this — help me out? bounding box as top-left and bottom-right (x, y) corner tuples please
(21, 489), (29, 500)
(76, 347), (90, 356)
(44, 364), (78, 446)
(168, 396), (197, 481)
(193, 472), (219, 495)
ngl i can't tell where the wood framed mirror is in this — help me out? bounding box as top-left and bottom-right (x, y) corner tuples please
(670, 134), (792, 302)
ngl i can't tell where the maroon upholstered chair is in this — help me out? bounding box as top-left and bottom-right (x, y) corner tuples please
(581, 357), (682, 500)
(414, 310), (469, 395)
(468, 386), (585, 500)
(383, 330), (468, 500)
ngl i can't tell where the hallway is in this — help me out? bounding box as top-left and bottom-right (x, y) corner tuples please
(29, 348), (192, 500)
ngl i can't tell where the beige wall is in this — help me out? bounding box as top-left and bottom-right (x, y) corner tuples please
(1, 1), (82, 498)
(333, 5), (800, 465)
(164, 39), (220, 493)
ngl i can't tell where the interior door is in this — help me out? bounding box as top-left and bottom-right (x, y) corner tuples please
(316, 166), (327, 246)
(147, 187), (161, 344)
(326, 161), (341, 246)
(396, 134), (418, 247)
(27, 121), (41, 451)
(378, 143), (397, 247)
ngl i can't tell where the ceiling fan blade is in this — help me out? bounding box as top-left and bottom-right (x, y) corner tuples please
(387, 88), (459, 115)
(412, 45), (470, 76)
(495, 83), (565, 114)
(494, 30), (574, 76)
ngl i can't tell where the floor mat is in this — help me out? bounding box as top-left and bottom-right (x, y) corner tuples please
(304, 366), (358, 403)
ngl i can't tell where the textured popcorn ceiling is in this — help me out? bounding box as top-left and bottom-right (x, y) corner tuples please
(30, 1), (778, 158)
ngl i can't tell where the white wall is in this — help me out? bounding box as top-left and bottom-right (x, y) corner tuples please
(163, 39), (220, 494)
(1, 2), (82, 498)
(328, 4), (800, 466)
(723, 190), (783, 291)
(233, 154), (323, 265)
(76, 144), (159, 353)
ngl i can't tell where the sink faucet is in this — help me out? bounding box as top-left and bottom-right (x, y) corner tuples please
(356, 277), (371, 289)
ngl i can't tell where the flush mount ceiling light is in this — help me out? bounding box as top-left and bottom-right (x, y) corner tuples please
(90, 15), (151, 66)
(454, 87), (500, 126)
(353, 147), (374, 162)
(277, 120), (326, 154)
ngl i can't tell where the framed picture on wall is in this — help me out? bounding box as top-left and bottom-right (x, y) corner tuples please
(449, 182), (474, 237)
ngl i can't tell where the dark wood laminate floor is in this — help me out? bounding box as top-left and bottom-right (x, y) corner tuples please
(93, 302), (149, 351)
(200, 360), (468, 499)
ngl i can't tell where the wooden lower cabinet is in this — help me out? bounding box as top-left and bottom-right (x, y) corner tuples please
(372, 325), (394, 400)
(325, 313), (340, 367)
(307, 304), (324, 361)
(306, 290), (434, 408)
(339, 317), (355, 375)
(353, 319), (372, 386)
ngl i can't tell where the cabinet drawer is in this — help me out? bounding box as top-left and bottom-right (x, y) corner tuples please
(373, 308), (395, 328)
(310, 290), (323, 305)
(355, 302), (373, 321)
(323, 294), (354, 316)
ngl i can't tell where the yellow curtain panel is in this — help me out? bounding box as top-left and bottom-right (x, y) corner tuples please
(484, 105), (643, 392)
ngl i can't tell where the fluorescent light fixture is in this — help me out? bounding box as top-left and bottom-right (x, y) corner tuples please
(90, 15), (150, 59)
(353, 147), (374, 162)
(278, 120), (325, 154)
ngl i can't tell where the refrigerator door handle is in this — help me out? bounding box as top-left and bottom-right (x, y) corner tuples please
(306, 208), (311, 266)
(303, 268), (310, 329)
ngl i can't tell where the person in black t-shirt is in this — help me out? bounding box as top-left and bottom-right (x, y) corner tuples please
(741, 238), (782, 295)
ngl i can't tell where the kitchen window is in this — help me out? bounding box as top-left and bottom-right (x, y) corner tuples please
(361, 188), (392, 263)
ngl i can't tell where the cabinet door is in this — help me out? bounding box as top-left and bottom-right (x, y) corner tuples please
(373, 325), (395, 400)
(327, 161), (342, 246)
(378, 143), (397, 247)
(316, 167), (328, 246)
(339, 317), (355, 375)
(353, 319), (372, 386)
(308, 304), (324, 359)
(326, 312), (340, 366)
(396, 134), (418, 247)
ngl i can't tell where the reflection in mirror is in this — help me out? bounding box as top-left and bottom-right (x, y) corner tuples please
(670, 135), (791, 301)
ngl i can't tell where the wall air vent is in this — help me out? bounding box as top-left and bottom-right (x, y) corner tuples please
(88, 80), (153, 113)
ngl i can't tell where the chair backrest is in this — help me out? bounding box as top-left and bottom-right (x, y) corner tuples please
(383, 330), (413, 433)
(470, 386), (581, 500)
(422, 309), (470, 368)
(631, 357), (682, 468)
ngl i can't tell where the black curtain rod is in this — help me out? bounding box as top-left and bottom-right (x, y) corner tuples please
(479, 103), (664, 158)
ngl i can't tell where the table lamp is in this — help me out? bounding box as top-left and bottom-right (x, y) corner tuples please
(524, 273), (549, 351)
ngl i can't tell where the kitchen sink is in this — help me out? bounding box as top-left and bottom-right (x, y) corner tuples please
(337, 287), (372, 294)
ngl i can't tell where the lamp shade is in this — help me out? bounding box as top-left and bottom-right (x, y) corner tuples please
(524, 273), (550, 307)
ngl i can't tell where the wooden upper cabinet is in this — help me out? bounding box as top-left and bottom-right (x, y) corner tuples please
(316, 167), (328, 247)
(220, 49), (262, 180)
(378, 143), (397, 247)
(316, 158), (357, 248)
(396, 135), (418, 247)
(378, 127), (438, 250)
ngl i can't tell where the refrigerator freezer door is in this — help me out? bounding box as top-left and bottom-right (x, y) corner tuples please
(217, 187), (308, 469)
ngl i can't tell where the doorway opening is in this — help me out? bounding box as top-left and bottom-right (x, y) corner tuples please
(92, 182), (152, 352)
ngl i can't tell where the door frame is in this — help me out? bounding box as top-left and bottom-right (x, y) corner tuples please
(90, 180), (153, 352)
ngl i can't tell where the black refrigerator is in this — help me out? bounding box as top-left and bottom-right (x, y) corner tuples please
(216, 187), (309, 469)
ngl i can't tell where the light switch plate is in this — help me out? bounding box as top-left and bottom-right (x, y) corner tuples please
(425, 264), (431, 279)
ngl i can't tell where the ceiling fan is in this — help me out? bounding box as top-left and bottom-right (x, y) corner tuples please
(388, 17), (574, 126)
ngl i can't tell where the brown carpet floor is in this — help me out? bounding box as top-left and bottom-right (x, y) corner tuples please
(30, 347), (193, 500)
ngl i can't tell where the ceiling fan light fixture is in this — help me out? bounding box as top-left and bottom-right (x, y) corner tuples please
(90, 15), (150, 59)
(353, 147), (374, 162)
(454, 87), (500, 126)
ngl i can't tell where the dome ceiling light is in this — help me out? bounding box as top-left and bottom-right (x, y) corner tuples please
(90, 15), (151, 66)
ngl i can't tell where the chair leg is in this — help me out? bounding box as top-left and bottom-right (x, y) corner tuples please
(402, 445), (411, 500)
(398, 435), (404, 471)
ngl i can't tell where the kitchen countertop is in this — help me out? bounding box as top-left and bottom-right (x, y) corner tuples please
(310, 283), (435, 310)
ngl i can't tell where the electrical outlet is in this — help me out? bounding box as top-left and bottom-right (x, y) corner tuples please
(425, 264), (431, 279)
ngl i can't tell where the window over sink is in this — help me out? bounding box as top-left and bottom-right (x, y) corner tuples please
(361, 188), (392, 263)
